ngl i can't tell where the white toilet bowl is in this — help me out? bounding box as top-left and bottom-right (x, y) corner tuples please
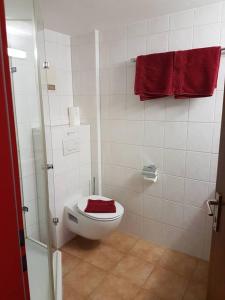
(64, 195), (124, 240)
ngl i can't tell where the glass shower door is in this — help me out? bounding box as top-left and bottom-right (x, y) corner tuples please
(5, 0), (56, 299)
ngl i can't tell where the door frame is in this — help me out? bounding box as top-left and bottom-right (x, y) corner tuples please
(0, 0), (30, 298)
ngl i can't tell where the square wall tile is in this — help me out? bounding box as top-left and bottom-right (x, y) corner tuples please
(184, 178), (210, 209)
(187, 123), (213, 152)
(124, 167), (144, 193)
(143, 195), (163, 222)
(186, 151), (211, 181)
(147, 32), (169, 53)
(110, 120), (127, 143)
(162, 225), (185, 252)
(144, 121), (164, 147)
(212, 123), (221, 154)
(164, 122), (188, 150)
(126, 121), (145, 145)
(126, 95), (145, 121)
(189, 96), (215, 122)
(108, 39), (127, 66)
(163, 174), (185, 203)
(109, 94), (126, 119)
(149, 15), (170, 34)
(127, 20), (148, 37)
(126, 63), (136, 94)
(214, 91), (224, 122)
(195, 3), (222, 26)
(170, 9), (195, 30)
(210, 154), (218, 183)
(110, 65), (126, 94)
(142, 218), (164, 245)
(183, 205), (206, 233)
(222, 3), (225, 22)
(127, 36), (147, 59)
(165, 98), (189, 121)
(121, 212), (142, 236)
(144, 99), (166, 121)
(111, 143), (142, 169)
(217, 57), (225, 91)
(142, 146), (164, 172)
(164, 149), (186, 177)
(144, 175), (163, 198)
(124, 190), (143, 215)
(221, 24), (225, 47)
(182, 230), (204, 258)
(162, 200), (183, 227)
(169, 28), (193, 51)
(193, 23), (221, 48)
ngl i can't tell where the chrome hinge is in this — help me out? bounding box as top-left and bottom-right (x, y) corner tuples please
(46, 163), (54, 170)
(43, 61), (50, 69)
(10, 66), (17, 73)
(42, 163), (54, 170)
(22, 206), (29, 212)
(53, 217), (59, 225)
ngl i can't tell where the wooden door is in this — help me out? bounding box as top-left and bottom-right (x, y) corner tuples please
(0, 0), (30, 299)
(207, 85), (225, 300)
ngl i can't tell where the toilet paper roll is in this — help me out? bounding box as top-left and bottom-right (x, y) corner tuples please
(68, 106), (80, 126)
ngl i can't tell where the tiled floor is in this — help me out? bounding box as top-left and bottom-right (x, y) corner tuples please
(62, 231), (209, 300)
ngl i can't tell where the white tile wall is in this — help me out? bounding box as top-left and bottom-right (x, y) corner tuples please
(99, 1), (225, 260)
(44, 29), (73, 126)
(43, 30), (92, 248)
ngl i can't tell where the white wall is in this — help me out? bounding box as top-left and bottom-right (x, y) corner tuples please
(100, 1), (225, 260)
(43, 30), (92, 248)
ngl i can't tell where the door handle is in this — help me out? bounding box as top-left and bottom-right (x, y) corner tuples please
(206, 199), (219, 216)
(206, 192), (222, 232)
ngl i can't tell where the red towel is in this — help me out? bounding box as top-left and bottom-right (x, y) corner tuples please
(174, 46), (221, 98)
(85, 199), (116, 213)
(134, 52), (175, 101)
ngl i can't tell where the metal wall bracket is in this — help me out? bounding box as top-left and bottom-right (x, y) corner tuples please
(53, 217), (59, 225)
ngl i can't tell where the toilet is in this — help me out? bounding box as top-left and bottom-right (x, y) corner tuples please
(64, 195), (124, 240)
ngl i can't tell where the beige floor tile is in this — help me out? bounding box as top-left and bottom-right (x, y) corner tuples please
(64, 261), (106, 297)
(62, 252), (81, 277)
(84, 243), (124, 271)
(183, 282), (207, 300)
(89, 274), (140, 300)
(102, 231), (138, 253)
(62, 236), (101, 259)
(159, 249), (198, 279)
(135, 288), (163, 300)
(143, 266), (188, 300)
(63, 283), (87, 300)
(192, 260), (209, 284)
(129, 239), (165, 264)
(112, 254), (154, 286)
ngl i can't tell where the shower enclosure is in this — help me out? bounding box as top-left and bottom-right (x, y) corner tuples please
(4, 0), (60, 299)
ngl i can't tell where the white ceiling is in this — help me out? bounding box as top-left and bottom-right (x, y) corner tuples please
(6, 0), (223, 36)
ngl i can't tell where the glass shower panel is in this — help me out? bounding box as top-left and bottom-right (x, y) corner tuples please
(5, 0), (55, 298)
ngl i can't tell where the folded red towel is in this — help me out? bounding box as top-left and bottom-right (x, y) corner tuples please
(174, 46), (221, 98)
(134, 51), (175, 101)
(85, 199), (116, 213)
